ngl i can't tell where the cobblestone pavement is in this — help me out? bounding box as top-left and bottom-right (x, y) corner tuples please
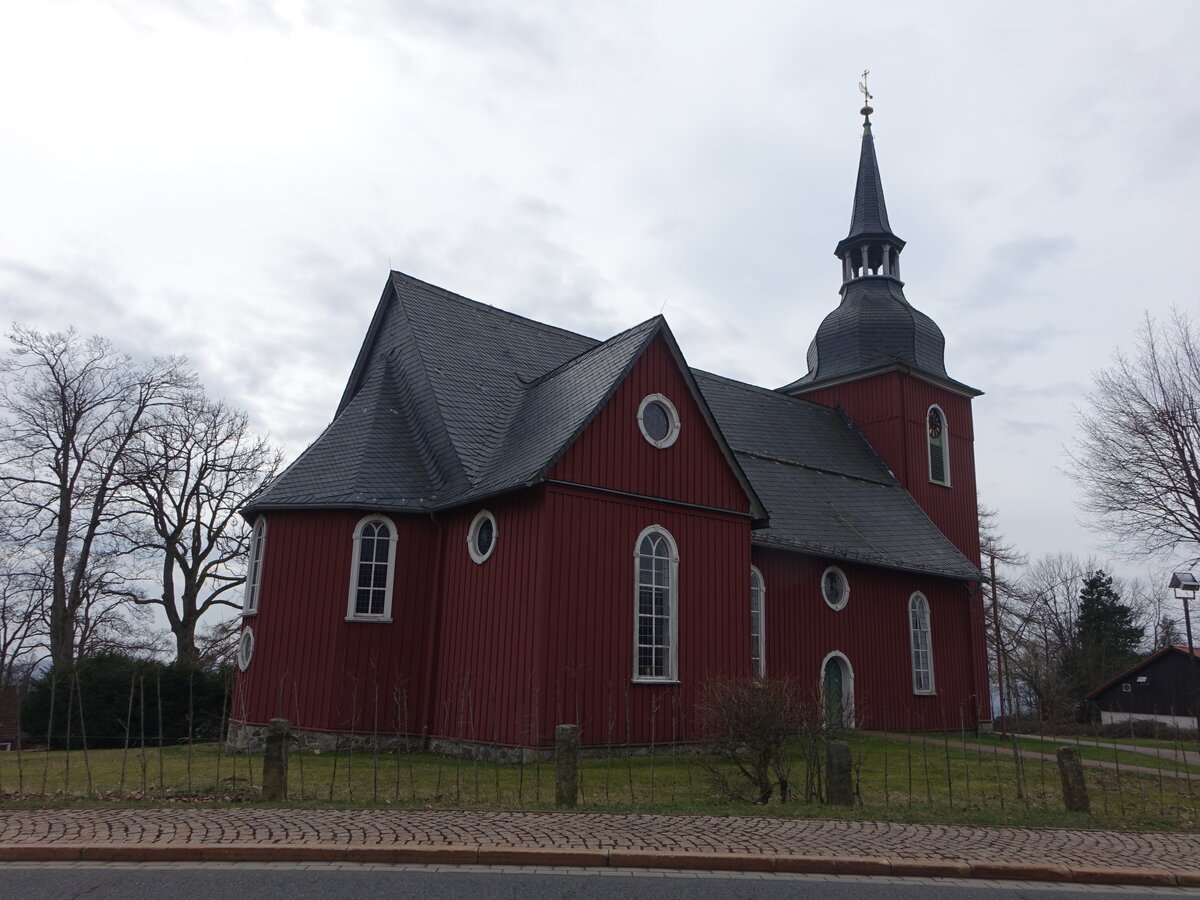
(1, 807), (1200, 875)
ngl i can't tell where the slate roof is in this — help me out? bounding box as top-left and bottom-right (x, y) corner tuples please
(840, 117), (899, 244)
(786, 115), (980, 397)
(780, 276), (975, 392)
(694, 371), (979, 579)
(246, 271), (979, 581)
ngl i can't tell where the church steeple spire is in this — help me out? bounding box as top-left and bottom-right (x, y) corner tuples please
(780, 81), (979, 396)
(833, 74), (906, 290)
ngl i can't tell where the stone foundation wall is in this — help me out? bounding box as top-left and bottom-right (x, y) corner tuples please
(225, 719), (704, 763)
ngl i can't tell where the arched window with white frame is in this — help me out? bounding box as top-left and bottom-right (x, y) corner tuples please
(909, 592), (935, 694)
(243, 517), (266, 616)
(927, 405), (950, 486)
(750, 566), (765, 676)
(633, 526), (679, 682)
(347, 515), (399, 621)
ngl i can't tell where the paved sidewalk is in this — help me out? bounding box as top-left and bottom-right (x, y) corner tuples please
(2, 807), (1200, 887)
(872, 732), (1200, 778)
(1013, 735), (1200, 768)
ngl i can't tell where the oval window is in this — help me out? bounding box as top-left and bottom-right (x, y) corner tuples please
(821, 566), (849, 611)
(468, 510), (497, 564)
(237, 627), (255, 671)
(637, 394), (680, 449)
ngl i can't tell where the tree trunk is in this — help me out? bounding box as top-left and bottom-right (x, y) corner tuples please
(174, 619), (200, 667)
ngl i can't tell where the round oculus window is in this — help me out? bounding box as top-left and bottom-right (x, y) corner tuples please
(637, 394), (680, 449)
(821, 566), (849, 611)
(237, 627), (255, 671)
(468, 510), (497, 563)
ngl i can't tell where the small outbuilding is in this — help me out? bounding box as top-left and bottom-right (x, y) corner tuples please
(1087, 645), (1200, 732)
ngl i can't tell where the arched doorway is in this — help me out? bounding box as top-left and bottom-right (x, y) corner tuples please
(821, 652), (854, 728)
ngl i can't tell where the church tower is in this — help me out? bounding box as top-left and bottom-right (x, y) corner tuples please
(782, 94), (983, 566)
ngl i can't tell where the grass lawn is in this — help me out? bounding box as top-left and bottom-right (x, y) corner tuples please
(2, 734), (1198, 831)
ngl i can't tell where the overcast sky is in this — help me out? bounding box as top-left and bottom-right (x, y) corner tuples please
(2, 1), (1198, 604)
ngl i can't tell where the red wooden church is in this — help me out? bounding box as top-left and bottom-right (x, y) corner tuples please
(231, 107), (991, 752)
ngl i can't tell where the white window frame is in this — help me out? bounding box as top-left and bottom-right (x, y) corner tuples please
(820, 650), (855, 728)
(909, 592), (936, 694)
(750, 565), (766, 677)
(237, 627), (255, 671)
(346, 514), (399, 622)
(632, 525), (679, 683)
(927, 404), (951, 487)
(242, 516), (266, 616)
(467, 509), (497, 564)
(821, 565), (849, 611)
(637, 393), (681, 449)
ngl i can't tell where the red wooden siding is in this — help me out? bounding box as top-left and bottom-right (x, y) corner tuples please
(425, 490), (547, 747)
(549, 334), (751, 516)
(800, 372), (981, 566)
(234, 509), (435, 734)
(752, 547), (991, 728)
(540, 483), (752, 746)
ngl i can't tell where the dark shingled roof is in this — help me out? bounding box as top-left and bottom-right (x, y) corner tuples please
(246, 271), (979, 581)
(788, 115), (979, 397)
(780, 277), (974, 392)
(841, 118), (897, 243)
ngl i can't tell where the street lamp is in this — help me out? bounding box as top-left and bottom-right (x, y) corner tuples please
(1168, 572), (1200, 737)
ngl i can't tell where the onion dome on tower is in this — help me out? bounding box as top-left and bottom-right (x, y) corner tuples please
(782, 94), (977, 396)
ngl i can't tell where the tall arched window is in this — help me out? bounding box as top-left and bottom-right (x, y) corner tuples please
(634, 526), (678, 682)
(909, 592), (935, 694)
(243, 517), (266, 616)
(927, 405), (950, 486)
(750, 566), (765, 676)
(347, 515), (398, 621)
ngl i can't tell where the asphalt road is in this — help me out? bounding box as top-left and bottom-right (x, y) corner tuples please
(2, 864), (1196, 899)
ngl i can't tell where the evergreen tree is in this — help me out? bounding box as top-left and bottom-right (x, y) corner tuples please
(1059, 570), (1144, 712)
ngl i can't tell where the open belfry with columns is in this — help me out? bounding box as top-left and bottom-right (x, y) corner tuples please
(231, 89), (990, 754)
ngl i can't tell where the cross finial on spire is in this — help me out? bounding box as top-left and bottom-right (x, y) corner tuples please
(858, 69), (874, 120)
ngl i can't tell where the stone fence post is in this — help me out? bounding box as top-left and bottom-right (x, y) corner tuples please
(1056, 746), (1090, 813)
(262, 718), (291, 801)
(555, 724), (580, 808)
(825, 740), (854, 806)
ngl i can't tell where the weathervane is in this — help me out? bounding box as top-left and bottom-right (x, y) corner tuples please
(858, 69), (874, 119)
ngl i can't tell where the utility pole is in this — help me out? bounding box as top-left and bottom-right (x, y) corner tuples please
(1168, 573), (1200, 740)
(990, 553), (1007, 733)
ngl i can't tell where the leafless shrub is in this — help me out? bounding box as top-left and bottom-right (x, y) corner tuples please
(697, 676), (824, 804)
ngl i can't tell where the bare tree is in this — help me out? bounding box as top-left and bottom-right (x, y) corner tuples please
(124, 391), (280, 665)
(1072, 310), (1200, 556)
(0, 542), (46, 691)
(195, 615), (241, 668)
(0, 327), (192, 667)
(978, 503), (1026, 727)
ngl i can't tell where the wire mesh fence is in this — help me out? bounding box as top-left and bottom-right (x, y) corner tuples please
(1, 673), (1198, 828)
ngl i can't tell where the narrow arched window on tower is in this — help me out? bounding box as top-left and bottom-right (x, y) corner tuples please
(927, 406), (950, 486)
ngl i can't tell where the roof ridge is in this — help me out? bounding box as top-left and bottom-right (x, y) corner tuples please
(529, 316), (662, 387)
(387, 278), (471, 489)
(390, 270), (604, 349)
(692, 367), (839, 413)
(734, 448), (893, 487)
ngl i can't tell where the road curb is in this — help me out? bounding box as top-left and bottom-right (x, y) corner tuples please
(0, 842), (1191, 886)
